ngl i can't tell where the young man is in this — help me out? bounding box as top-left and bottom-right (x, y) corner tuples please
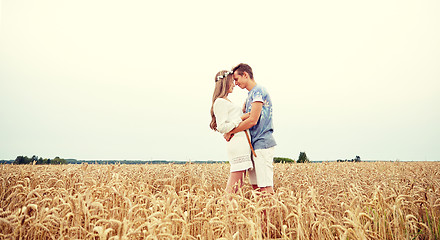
(224, 63), (276, 193)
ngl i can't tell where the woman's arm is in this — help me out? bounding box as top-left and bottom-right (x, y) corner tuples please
(213, 99), (242, 134)
(224, 101), (262, 141)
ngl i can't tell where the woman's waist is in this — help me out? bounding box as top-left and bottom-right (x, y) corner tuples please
(235, 130), (249, 137)
(227, 131), (249, 142)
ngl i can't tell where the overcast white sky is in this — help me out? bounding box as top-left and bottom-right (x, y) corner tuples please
(1, 1), (439, 161)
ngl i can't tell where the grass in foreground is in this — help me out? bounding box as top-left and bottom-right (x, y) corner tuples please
(0, 162), (439, 239)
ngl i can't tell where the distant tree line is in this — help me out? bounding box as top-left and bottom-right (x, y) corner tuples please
(274, 157), (295, 163)
(9, 158), (228, 165)
(13, 155), (67, 165)
(7, 152), (317, 165)
(274, 152), (310, 163)
(337, 156), (361, 162)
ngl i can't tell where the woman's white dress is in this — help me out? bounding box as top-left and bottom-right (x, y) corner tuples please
(213, 98), (253, 172)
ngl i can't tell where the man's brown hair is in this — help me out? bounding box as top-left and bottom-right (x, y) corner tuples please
(232, 63), (253, 80)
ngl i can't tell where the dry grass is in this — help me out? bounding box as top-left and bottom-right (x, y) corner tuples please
(0, 161), (439, 239)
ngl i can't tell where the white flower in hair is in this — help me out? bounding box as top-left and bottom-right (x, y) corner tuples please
(216, 71), (233, 81)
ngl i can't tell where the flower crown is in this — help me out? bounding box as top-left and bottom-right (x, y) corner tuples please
(216, 71), (233, 82)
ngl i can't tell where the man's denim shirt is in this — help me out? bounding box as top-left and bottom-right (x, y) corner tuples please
(245, 85), (277, 150)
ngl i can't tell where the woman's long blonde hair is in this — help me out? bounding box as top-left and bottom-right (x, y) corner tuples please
(210, 70), (234, 131)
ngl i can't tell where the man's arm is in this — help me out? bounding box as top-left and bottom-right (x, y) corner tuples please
(224, 102), (262, 141)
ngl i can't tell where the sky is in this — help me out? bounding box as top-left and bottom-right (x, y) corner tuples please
(1, 1), (439, 162)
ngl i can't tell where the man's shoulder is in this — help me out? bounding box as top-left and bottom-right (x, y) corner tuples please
(249, 84), (263, 93)
(252, 84), (264, 91)
(250, 85), (270, 98)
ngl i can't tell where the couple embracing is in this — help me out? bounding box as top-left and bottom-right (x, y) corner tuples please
(210, 63), (276, 194)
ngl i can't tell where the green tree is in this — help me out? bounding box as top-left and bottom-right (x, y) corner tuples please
(297, 152), (310, 163)
(53, 157), (60, 164)
(14, 156), (23, 164)
(52, 156), (66, 164)
(14, 156), (30, 164)
(13, 155), (67, 165)
(274, 157), (295, 163)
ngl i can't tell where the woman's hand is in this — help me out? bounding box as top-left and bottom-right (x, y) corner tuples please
(224, 132), (234, 142)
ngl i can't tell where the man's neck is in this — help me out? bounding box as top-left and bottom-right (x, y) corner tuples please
(246, 80), (257, 91)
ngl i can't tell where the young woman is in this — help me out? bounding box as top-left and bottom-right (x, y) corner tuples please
(210, 70), (253, 193)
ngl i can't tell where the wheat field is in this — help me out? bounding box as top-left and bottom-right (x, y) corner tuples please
(0, 162), (439, 239)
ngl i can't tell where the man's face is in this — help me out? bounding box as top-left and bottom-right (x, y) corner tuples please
(233, 71), (246, 89)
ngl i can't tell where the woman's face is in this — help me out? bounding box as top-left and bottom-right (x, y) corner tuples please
(227, 79), (235, 94)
